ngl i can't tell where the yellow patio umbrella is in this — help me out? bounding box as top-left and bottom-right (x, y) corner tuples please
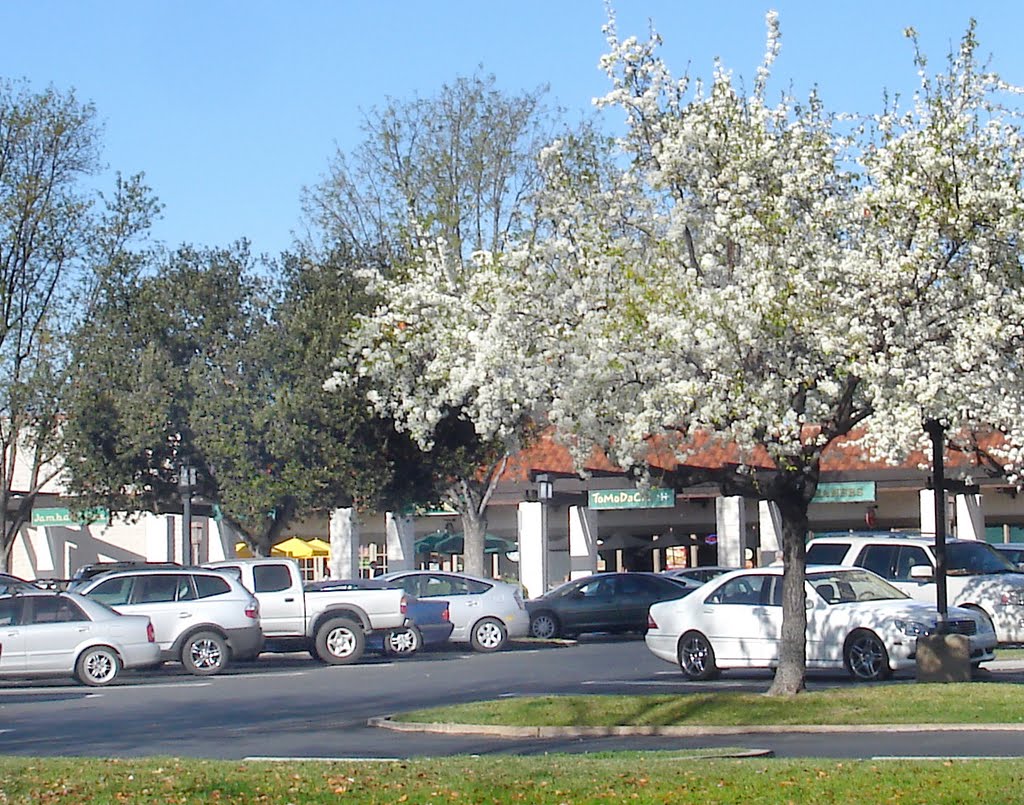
(271, 536), (316, 558)
(234, 542), (253, 558)
(306, 538), (331, 556)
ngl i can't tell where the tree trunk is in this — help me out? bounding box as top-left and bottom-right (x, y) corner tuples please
(766, 493), (811, 696)
(460, 507), (487, 577)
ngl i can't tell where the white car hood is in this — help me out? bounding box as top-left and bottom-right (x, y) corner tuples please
(848, 598), (977, 624)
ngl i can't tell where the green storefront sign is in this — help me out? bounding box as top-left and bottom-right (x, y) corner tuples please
(588, 488), (675, 510)
(31, 507), (109, 527)
(811, 482), (876, 504)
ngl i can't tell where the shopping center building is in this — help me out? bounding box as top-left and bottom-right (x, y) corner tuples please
(9, 431), (1024, 595)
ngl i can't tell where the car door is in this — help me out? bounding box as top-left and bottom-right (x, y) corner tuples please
(249, 563), (304, 637)
(698, 574), (781, 664)
(19, 596), (91, 672)
(0, 596), (25, 672)
(555, 576), (619, 633)
(615, 574), (671, 631)
(426, 574), (473, 641)
(855, 544), (933, 602)
(90, 573), (190, 650)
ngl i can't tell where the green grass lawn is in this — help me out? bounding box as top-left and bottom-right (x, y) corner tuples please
(4, 755), (1024, 804)
(397, 682), (1024, 727)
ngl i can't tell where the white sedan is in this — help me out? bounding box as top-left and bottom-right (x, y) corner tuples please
(0, 590), (160, 686)
(645, 565), (997, 682)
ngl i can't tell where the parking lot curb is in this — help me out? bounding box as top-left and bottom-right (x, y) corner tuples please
(368, 716), (1024, 737)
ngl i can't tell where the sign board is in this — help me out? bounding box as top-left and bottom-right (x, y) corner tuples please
(31, 507), (109, 527)
(588, 488), (675, 510)
(811, 482), (876, 504)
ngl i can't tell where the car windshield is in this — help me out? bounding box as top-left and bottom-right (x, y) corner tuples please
(808, 569), (909, 603)
(946, 542), (1020, 575)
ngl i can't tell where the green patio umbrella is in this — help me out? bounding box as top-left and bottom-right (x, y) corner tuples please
(433, 533), (515, 555)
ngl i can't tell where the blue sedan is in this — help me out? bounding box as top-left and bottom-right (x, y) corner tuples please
(305, 579), (453, 655)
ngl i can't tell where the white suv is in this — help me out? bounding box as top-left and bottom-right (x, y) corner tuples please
(805, 532), (1024, 644)
(75, 567), (263, 675)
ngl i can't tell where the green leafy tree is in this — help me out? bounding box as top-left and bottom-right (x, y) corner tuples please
(0, 78), (157, 572)
(63, 242), (271, 541)
(65, 241), (439, 557)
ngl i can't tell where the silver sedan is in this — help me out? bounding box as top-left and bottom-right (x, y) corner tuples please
(0, 590), (160, 686)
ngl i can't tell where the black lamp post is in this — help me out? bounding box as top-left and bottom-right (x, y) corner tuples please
(178, 462), (197, 564)
(924, 418), (949, 628)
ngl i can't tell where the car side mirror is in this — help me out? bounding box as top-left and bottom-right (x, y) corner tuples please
(909, 564), (934, 581)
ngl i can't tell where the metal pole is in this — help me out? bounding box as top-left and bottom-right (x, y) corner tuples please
(924, 419), (949, 628)
(179, 463), (195, 565)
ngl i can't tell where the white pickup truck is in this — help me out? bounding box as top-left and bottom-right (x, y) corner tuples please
(204, 558), (407, 664)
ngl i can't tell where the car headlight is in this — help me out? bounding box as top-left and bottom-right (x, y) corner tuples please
(893, 619), (935, 637)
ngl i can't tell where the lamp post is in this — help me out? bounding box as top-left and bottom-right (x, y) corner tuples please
(923, 418), (949, 629)
(178, 462), (197, 564)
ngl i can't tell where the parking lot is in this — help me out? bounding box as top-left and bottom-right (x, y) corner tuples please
(3, 636), (1024, 761)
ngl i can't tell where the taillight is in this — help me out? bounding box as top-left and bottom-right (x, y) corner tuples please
(245, 599), (259, 619)
(514, 589), (524, 609)
(401, 595), (408, 615)
(146, 622), (156, 643)
(647, 613), (658, 631)
(441, 606), (450, 623)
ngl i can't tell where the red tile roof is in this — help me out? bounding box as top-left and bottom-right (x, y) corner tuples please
(500, 428), (996, 483)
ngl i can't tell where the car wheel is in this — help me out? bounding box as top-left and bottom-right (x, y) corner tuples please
(384, 626), (422, 656)
(470, 617), (507, 652)
(844, 629), (891, 682)
(74, 645), (121, 687)
(678, 631), (719, 681)
(315, 617), (366, 665)
(182, 631), (229, 676)
(529, 611), (560, 640)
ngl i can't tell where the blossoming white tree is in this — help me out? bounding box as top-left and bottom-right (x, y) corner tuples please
(341, 14), (1024, 694)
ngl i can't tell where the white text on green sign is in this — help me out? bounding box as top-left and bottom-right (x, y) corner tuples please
(588, 488), (675, 510)
(811, 482), (876, 504)
(31, 507), (109, 527)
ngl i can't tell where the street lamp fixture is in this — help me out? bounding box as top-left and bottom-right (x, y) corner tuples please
(178, 462), (197, 564)
(536, 474), (553, 502)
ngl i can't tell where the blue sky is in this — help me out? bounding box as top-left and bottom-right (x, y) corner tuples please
(2, 2), (1022, 259)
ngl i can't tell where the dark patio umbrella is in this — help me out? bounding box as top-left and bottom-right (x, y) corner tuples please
(414, 530), (452, 553)
(432, 533), (515, 555)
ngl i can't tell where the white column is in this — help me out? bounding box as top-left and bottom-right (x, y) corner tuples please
(920, 489), (952, 538)
(757, 500), (783, 565)
(147, 515), (175, 562)
(385, 512), (416, 571)
(329, 507), (361, 579)
(568, 505), (598, 580)
(27, 527), (56, 574)
(517, 501), (548, 600)
(955, 493), (985, 541)
(715, 496), (745, 568)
